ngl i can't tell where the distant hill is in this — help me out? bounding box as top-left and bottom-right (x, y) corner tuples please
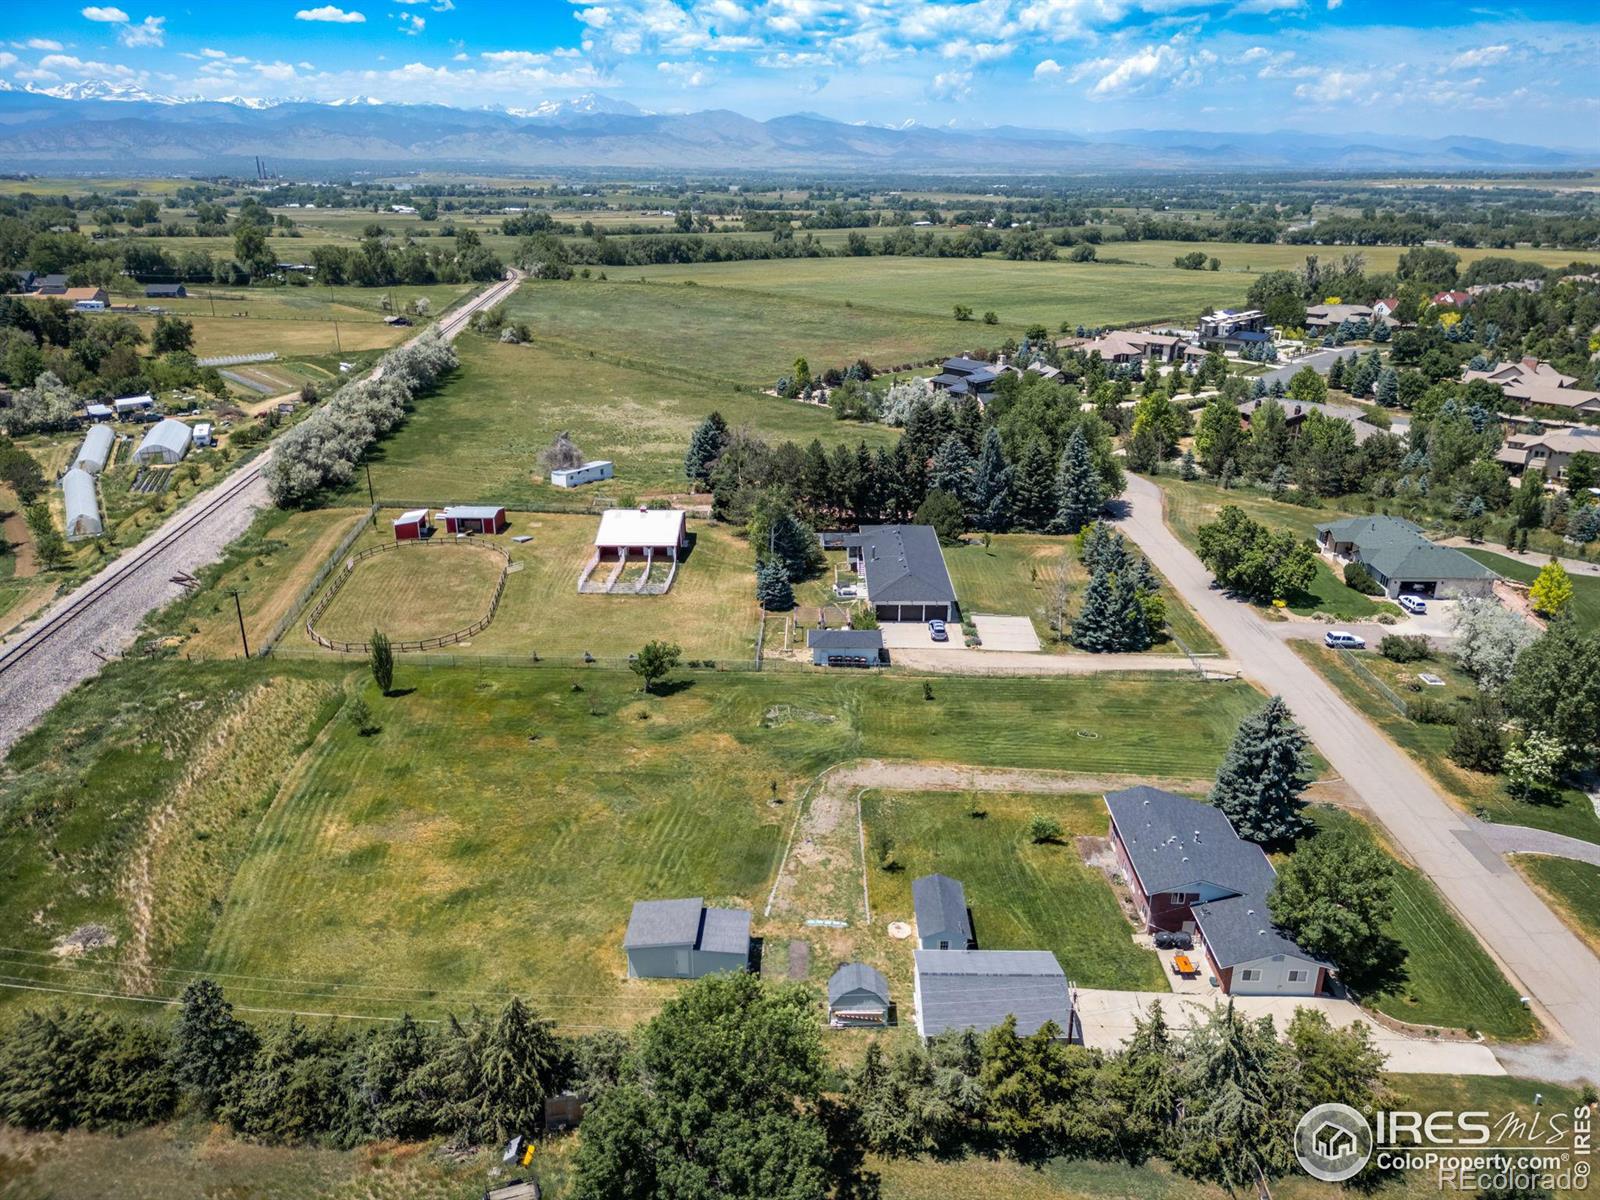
(0, 88), (1588, 175)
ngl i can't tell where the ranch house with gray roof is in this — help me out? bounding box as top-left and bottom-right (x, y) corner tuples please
(844, 524), (959, 623)
(1314, 515), (1496, 599)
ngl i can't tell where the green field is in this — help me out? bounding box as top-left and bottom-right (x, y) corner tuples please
(1515, 855), (1600, 952)
(861, 790), (1168, 991)
(364, 334), (898, 501)
(313, 541), (506, 646)
(1460, 548), (1600, 634)
(1293, 641), (1600, 844)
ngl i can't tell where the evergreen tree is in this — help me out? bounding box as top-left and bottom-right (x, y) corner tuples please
(1209, 696), (1310, 844)
(971, 428), (1014, 531)
(172, 979), (259, 1116)
(1012, 437), (1058, 532)
(684, 411), (729, 488)
(929, 434), (977, 507)
(1179, 448), (1198, 480)
(755, 559), (795, 611)
(476, 997), (563, 1145)
(1375, 366), (1400, 407)
(1113, 569), (1152, 651)
(1070, 564), (1119, 651)
(369, 630), (394, 695)
(1050, 427), (1105, 535)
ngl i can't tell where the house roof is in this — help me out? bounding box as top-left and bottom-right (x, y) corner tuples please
(1505, 428), (1600, 456)
(828, 961), (890, 1006)
(1105, 786), (1276, 899)
(912, 873), (973, 945)
(914, 950), (1073, 1038)
(622, 897), (750, 954)
(699, 906), (752, 955)
(595, 507), (686, 547)
(439, 504), (504, 521)
(133, 418), (191, 458)
(807, 628), (884, 651)
(1314, 516), (1496, 582)
(852, 524), (957, 606)
(1192, 894), (1330, 971)
(392, 508), (429, 526)
(84, 403), (114, 418)
(114, 393), (154, 408)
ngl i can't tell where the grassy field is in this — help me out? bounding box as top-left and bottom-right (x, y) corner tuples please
(1514, 855), (1600, 953)
(364, 334), (898, 502)
(1460, 548), (1600, 634)
(1306, 808), (1535, 1038)
(1293, 641), (1600, 845)
(1101, 239), (1588, 276)
(1155, 478), (1401, 618)
(861, 790), (1168, 991)
(312, 541), (506, 645)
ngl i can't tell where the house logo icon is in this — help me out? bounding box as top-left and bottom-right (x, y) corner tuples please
(1294, 1103), (1373, 1182)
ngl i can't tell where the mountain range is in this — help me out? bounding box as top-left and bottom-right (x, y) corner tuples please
(0, 85), (1589, 175)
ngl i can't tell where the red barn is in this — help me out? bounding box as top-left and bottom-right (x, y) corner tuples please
(392, 508), (431, 541)
(439, 505), (508, 535)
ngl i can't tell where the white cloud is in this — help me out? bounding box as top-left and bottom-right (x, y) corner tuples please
(81, 6), (130, 22)
(295, 5), (366, 22)
(481, 49), (551, 65)
(39, 53), (138, 78)
(1232, 0), (1303, 12)
(397, 12), (426, 33)
(1450, 44), (1509, 69)
(930, 69), (972, 101)
(657, 59), (710, 87)
(254, 60), (300, 80)
(943, 41), (1012, 63)
(1294, 67), (1372, 103)
(1240, 45), (1271, 62)
(1033, 57), (1062, 80)
(118, 16), (165, 48)
(1076, 39), (1211, 98)
(0, 52), (15, 69)
(1326, 0), (1342, 7)
(23, 38), (66, 51)
(757, 50), (834, 68)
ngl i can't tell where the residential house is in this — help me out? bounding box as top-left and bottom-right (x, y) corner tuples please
(912, 950), (1076, 1039)
(1371, 298), (1401, 320)
(929, 357), (1000, 403)
(1463, 358), (1600, 417)
(1303, 303), (1398, 335)
(1195, 309), (1270, 352)
(1432, 290), (1472, 308)
(1314, 515), (1497, 599)
(28, 273), (68, 295)
(1236, 397), (1385, 445)
(912, 873), (974, 950)
(844, 524), (959, 623)
(828, 962), (891, 1026)
(1495, 426), (1600, 482)
(1105, 786), (1329, 997)
(1079, 330), (1189, 365)
(622, 898), (751, 979)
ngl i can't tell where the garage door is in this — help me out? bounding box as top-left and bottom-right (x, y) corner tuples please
(923, 604), (949, 622)
(876, 604), (900, 622)
(1399, 581), (1437, 597)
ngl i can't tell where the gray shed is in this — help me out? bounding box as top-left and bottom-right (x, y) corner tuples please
(912, 873), (974, 950)
(807, 627), (883, 667)
(62, 467), (103, 540)
(132, 417), (191, 465)
(827, 962), (890, 1025)
(623, 898), (751, 979)
(912, 950), (1074, 1039)
(75, 423), (114, 474)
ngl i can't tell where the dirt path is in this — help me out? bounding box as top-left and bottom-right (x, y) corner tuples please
(1, 504), (38, 578)
(888, 648), (1240, 677)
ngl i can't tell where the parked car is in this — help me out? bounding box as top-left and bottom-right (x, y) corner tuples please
(1324, 630), (1366, 649)
(928, 619), (949, 642)
(833, 584), (857, 599)
(1398, 594), (1427, 615)
(1153, 930), (1194, 951)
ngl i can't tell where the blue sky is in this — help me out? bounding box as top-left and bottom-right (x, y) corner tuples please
(3, 0), (1598, 143)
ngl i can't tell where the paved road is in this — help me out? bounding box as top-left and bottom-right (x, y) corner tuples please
(1254, 347), (1358, 389)
(0, 271), (521, 756)
(1113, 474), (1600, 1083)
(1479, 826), (1600, 868)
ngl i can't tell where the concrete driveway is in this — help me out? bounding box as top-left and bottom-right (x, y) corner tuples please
(971, 613), (1042, 652)
(1074, 988), (1505, 1076)
(1114, 474), (1600, 1082)
(878, 621), (951, 650)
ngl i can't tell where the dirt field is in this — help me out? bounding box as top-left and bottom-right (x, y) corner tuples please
(311, 541), (506, 646)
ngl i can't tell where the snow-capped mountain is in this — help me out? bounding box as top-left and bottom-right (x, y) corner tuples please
(20, 80), (189, 105)
(503, 93), (646, 120)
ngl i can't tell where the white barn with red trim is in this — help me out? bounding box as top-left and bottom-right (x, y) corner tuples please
(594, 507), (687, 561)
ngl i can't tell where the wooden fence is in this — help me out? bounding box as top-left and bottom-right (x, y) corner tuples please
(302, 538), (512, 655)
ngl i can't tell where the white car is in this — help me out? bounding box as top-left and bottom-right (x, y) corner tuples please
(1324, 630), (1366, 649)
(1398, 595), (1428, 615)
(833, 584), (858, 599)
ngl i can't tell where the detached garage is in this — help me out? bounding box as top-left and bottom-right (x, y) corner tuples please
(439, 505), (507, 535)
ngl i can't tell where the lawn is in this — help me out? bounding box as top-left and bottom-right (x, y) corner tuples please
(1293, 641), (1600, 845)
(363, 334), (899, 502)
(1307, 808), (1535, 1039)
(131, 313), (409, 358)
(1156, 477), (1401, 619)
(312, 540), (506, 646)
(1514, 855), (1600, 953)
(860, 790), (1167, 992)
(1460, 548), (1600, 634)
(0, 654), (1264, 1026)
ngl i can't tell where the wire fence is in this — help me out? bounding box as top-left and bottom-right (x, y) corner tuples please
(1334, 646), (1412, 718)
(257, 506), (376, 656)
(268, 647), (763, 672)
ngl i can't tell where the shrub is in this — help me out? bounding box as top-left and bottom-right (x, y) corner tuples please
(1380, 634), (1431, 663)
(1027, 814), (1064, 843)
(1406, 697), (1457, 725)
(1343, 561), (1383, 595)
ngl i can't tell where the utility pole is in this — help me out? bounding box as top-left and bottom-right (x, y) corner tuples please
(364, 461), (375, 508)
(230, 589), (250, 659)
(332, 316), (341, 354)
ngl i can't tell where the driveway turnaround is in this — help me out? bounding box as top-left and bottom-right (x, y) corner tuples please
(1074, 988), (1505, 1076)
(1114, 474), (1600, 1082)
(970, 613), (1042, 651)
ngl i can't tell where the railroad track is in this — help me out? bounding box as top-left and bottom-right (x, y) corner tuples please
(0, 270), (523, 683)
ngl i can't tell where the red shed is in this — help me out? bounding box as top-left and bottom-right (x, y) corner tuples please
(392, 508), (431, 541)
(439, 504), (508, 535)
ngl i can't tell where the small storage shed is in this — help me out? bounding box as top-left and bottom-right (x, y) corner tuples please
(551, 460), (614, 489)
(132, 417), (191, 465)
(74, 423), (115, 474)
(192, 422), (213, 448)
(439, 505), (507, 535)
(807, 628), (883, 667)
(594, 507), (688, 561)
(113, 393), (155, 416)
(85, 403), (115, 421)
(62, 467), (102, 540)
(828, 963), (891, 1026)
(623, 897), (751, 979)
(392, 508), (431, 541)
(145, 283), (187, 299)
(913, 874), (974, 951)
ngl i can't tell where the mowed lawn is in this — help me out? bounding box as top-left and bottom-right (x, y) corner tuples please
(194, 668), (1263, 1026)
(312, 542), (507, 645)
(862, 791), (1166, 992)
(629, 256), (1253, 334)
(1514, 855), (1600, 953)
(364, 335), (899, 501)
(131, 313), (409, 358)
(1460, 548), (1600, 634)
